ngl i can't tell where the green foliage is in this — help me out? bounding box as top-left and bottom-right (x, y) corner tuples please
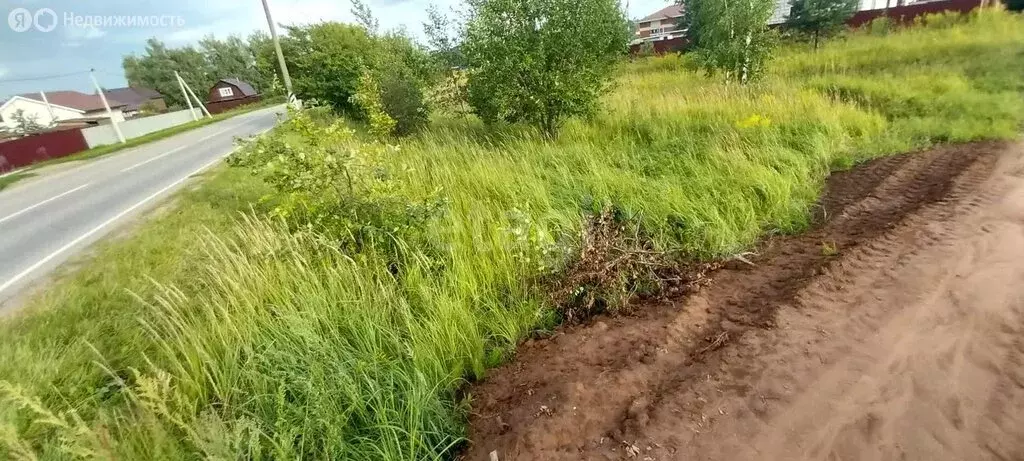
(638, 41), (657, 57)
(138, 100), (163, 116)
(351, 72), (398, 138)
(3, 10), (1024, 461)
(350, 0), (380, 34)
(865, 15), (894, 35)
(123, 36), (267, 108)
(787, 0), (859, 48)
(462, 0), (631, 135)
(379, 71), (431, 135)
(685, 0), (778, 82)
(283, 22), (378, 114)
(8, 109), (49, 136)
(913, 10), (969, 28)
(278, 22), (432, 134)
(423, 4), (465, 70)
(422, 6), (471, 115)
(227, 109), (443, 258)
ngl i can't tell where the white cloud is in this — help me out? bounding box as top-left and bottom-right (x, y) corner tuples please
(0, 68), (7, 78)
(64, 24), (107, 40)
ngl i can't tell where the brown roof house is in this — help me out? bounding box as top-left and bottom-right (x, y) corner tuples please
(102, 87), (166, 117)
(0, 90), (127, 132)
(206, 78), (260, 114)
(633, 5), (685, 46)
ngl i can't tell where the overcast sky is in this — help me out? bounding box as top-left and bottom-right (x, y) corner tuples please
(0, 0), (668, 99)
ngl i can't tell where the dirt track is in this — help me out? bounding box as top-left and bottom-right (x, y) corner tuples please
(466, 141), (1024, 461)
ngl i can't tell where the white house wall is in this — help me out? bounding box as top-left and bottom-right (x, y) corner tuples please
(0, 98), (82, 130)
(768, 0), (793, 24)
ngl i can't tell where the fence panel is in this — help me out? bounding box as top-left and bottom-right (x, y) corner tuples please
(0, 129), (88, 172)
(81, 108), (202, 148)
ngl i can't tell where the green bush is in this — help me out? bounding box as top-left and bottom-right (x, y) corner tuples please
(866, 16), (894, 35)
(379, 71), (430, 136)
(462, 0), (631, 135)
(913, 10), (968, 28)
(351, 71), (398, 138)
(227, 109), (443, 258)
(787, 0), (860, 49)
(282, 22), (433, 123)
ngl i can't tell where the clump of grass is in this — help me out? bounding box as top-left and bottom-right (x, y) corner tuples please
(821, 240), (839, 256)
(0, 172), (36, 191)
(0, 9), (1022, 460)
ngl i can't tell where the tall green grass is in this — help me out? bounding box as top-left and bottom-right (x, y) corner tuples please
(1, 9), (1022, 459)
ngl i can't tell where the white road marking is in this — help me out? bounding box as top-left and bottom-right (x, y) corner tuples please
(0, 122), (278, 299)
(0, 183), (92, 225)
(119, 125), (239, 173)
(0, 158), (224, 298)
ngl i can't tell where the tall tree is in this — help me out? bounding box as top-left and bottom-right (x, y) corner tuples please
(123, 38), (212, 108)
(350, 0), (380, 34)
(787, 0), (859, 49)
(124, 36), (274, 109)
(683, 0), (777, 83)
(423, 4), (464, 70)
(279, 22), (378, 113)
(199, 35), (267, 89)
(462, 0), (631, 135)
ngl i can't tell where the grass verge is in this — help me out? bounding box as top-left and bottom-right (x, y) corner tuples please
(0, 9), (1022, 460)
(0, 172), (36, 191)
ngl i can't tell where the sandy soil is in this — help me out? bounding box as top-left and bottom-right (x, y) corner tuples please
(465, 140), (1024, 461)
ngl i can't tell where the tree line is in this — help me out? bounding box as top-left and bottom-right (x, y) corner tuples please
(121, 0), (864, 136)
(122, 33), (286, 109)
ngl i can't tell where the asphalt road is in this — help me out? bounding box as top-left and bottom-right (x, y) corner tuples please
(0, 105), (285, 306)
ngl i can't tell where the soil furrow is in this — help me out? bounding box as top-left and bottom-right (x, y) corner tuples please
(465, 141), (1024, 461)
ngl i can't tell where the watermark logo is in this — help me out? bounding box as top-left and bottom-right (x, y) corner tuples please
(7, 8), (184, 33)
(8, 7), (57, 32)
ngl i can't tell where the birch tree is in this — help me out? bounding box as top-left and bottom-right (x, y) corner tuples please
(682, 0), (776, 83)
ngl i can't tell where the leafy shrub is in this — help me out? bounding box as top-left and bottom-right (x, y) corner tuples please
(637, 41), (657, 57)
(913, 10), (967, 29)
(351, 72), (398, 138)
(285, 22), (377, 113)
(787, 0), (859, 49)
(462, 0), (631, 135)
(866, 16), (893, 36)
(379, 71), (430, 136)
(281, 22), (433, 126)
(227, 109), (444, 259)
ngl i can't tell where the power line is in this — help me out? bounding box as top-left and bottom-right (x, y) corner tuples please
(0, 70), (91, 83)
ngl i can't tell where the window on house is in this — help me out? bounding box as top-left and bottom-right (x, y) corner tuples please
(218, 87), (234, 98)
(650, 27), (664, 35)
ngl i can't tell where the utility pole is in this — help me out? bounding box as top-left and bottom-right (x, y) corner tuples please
(90, 69), (126, 144)
(39, 91), (57, 126)
(174, 71), (211, 119)
(175, 71), (198, 121)
(260, 0), (294, 102)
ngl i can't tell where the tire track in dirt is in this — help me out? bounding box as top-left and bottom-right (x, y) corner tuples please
(464, 141), (1024, 461)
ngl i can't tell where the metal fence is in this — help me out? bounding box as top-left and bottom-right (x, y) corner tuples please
(0, 129), (89, 172)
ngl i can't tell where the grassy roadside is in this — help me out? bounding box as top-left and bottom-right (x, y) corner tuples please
(0, 10), (1022, 460)
(0, 172), (35, 192)
(0, 98), (285, 190)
